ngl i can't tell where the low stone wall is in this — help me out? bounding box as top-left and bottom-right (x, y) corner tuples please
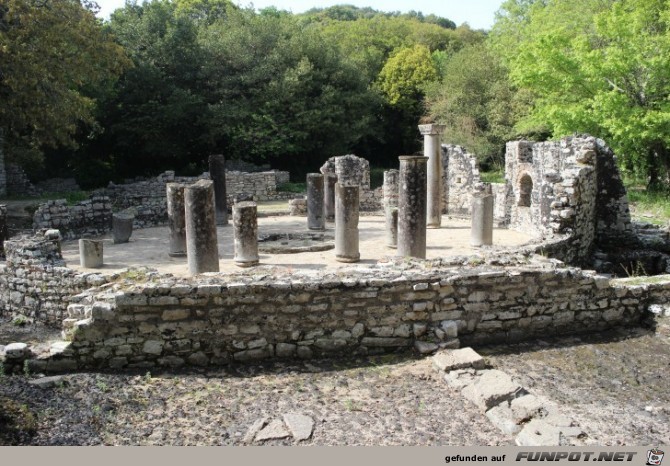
(33, 196), (113, 240)
(0, 231), (108, 326)
(27, 258), (665, 371)
(34, 177), (81, 194)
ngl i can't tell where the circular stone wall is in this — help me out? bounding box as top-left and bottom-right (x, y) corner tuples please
(258, 232), (334, 254)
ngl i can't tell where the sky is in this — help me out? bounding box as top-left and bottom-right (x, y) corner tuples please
(94, 0), (504, 30)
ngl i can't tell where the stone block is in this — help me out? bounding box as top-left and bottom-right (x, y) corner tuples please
(443, 369), (477, 390)
(485, 404), (523, 435)
(282, 413), (314, 441)
(432, 347), (485, 372)
(414, 341), (438, 354)
(461, 369), (525, 411)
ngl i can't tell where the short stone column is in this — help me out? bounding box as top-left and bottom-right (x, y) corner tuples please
(79, 239), (103, 268)
(418, 124), (446, 229)
(335, 183), (360, 263)
(112, 213), (134, 244)
(233, 201), (259, 267)
(306, 173), (325, 231)
(208, 154), (228, 226)
(397, 155), (428, 259)
(184, 179), (219, 275)
(471, 184), (494, 247)
(324, 173), (338, 222)
(383, 169), (399, 248)
(166, 183), (187, 257)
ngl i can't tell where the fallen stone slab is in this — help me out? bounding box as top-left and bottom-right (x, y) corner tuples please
(432, 347), (485, 372)
(255, 419), (291, 441)
(283, 413), (314, 441)
(28, 375), (67, 389)
(485, 404), (523, 436)
(243, 417), (268, 444)
(461, 369), (525, 411)
(510, 394), (546, 423)
(414, 341), (438, 355)
(516, 419), (561, 446)
(443, 369), (477, 390)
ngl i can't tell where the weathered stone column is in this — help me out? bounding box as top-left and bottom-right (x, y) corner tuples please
(167, 183), (187, 257)
(471, 184), (494, 247)
(418, 124), (446, 228)
(397, 155), (428, 259)
(233, 201), (259, 267)
(208, 154), (228, 226)
(335, 183), (360, 263)
(184, 179), (219, 275)
(383, 169), (399, 248)
(324, 173), (338, 222)
(112, 213), (134, 244)
(79, 239), (103, 268)
(306, 173), (325, 231)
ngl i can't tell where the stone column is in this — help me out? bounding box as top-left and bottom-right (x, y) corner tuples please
(335, 183), (360, 263)
(79, 239), (103, 268)
(397, 156), (428, 259)
(185, 179), (219, 275)
(471, 184), (494, 247)
(324, 173), (338, 222)
(233, 201), (259, 267)
(383, 169), (399, 248)
(306, 173), (325, 231)
(167, 183), (187, 257)
(208, 154), (228, 226)
(112, 213), (134, 244)
(418, 124), (446, 229)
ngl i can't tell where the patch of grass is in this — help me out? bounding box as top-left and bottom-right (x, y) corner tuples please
(0, 397), (37, 445)
(11, 315), (28, 327)
(480, 170), (505, 184)
(6, 190), (90, 206)
(625, 181), (670, 225)
(276, 182), (306, 194)
(612, 274), (670, 286)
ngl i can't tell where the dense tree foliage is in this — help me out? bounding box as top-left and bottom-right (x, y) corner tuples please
(0, 0), (128, 167)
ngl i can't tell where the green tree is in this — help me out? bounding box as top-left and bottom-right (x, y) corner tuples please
(0, 0), (128, 165)
(377, 45), (437, 109)
(497, 0), (670, 186)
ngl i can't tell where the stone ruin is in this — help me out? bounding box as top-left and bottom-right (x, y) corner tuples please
(0, 133), (669, 377)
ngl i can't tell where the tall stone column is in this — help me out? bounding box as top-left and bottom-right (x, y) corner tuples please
(335, 183), (360, 263)
(383, 169), (399, 248)
(324, 173), (338, 222)
(166, 183), (187, 257)
(471, 184), (494, 247)
(233, 201), (259, 267)
(185, 179), (219, 275)
(397, 156), (428, 259)
(306, 173), (325, 231)
(418, 124), (446, 228)
(208, 154), (228, 226)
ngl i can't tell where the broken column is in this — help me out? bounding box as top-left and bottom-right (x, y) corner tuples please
(397, 155), (428, 259)
(112, 213), (134, 244)
(166, 183), (187, 257)
(383, 169), (399, 248)
(471, 184), (494, 247)
(184, 179), (219, 275)
(418, 123), (446, 228)
(79, 239), (103, 268)
(335, 183), (360, 263)
(208, 154), (228, 226)
(324, 173), (338, 222)
(306, 173), (325, 231)
(233, 201), (259, 267)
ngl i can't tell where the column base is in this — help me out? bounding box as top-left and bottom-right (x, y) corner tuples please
(235, 258), (259, 268)
(336, 254), (360, 263)
(168, 251), (187, 258)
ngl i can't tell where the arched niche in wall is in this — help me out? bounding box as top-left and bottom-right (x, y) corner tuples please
(518, 173), (533, 207)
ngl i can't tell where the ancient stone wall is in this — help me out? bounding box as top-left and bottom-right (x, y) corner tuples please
(33, 196), (113, 240)
(441, 145), (481, 216)
(320, 155), (382, 211)
(0, 231), (108, 325)
(6, 163), (40, 198)
(23, 259), (665, 371)
(0, 204), (7, 257)
(34, 177), (81, 194)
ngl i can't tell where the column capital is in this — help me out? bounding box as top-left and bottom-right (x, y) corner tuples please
(418, 124), (446, 136)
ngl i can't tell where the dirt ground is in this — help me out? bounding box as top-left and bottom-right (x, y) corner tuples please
(59, 214), (533, 276)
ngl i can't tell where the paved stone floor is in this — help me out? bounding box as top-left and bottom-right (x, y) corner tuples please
(60, 213), (533, 277)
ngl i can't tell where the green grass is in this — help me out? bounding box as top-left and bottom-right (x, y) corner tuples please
(276, 182), (306, 193)
(480, 169), (505, 184)
(624, 181), (670, 225)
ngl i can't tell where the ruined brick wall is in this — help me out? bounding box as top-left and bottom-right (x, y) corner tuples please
(0, 231), (108, 325)
(320, 155), (382, 211)
(35, 259), (663, 371)
(441, 145), (482, 216)
(32, 196), (113, 240)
